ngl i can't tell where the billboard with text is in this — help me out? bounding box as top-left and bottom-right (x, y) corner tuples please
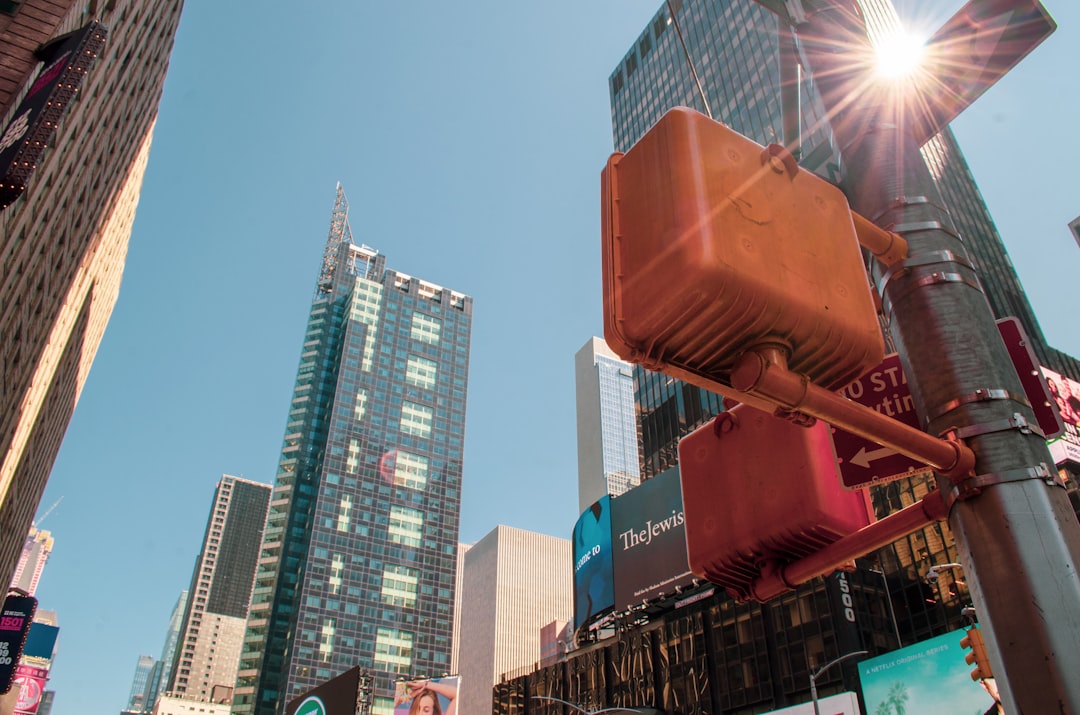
(573, 496), (615, 629)
(611, 466), (694, 609)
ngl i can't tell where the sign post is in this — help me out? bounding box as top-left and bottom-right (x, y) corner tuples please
(794, 1), (1080, 711)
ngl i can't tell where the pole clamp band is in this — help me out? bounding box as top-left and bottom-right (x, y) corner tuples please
(888, 220), (962, 241)
(869, 196), (944, 224)
(927, 389), (1032, 424)
(950, 462), (1063, 502)
(876, 249), (975, 296)
(944, 413), (1047, 441)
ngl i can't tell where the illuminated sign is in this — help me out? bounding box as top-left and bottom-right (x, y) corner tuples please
(0, 21), (108, 209)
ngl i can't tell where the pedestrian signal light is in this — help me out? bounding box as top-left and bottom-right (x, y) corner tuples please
(601, 107), (883, 395)
(678, 405), (875, 602)
(960, 626), (993, 681)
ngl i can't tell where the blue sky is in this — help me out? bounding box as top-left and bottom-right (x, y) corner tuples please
(31, 0), (1080, 712)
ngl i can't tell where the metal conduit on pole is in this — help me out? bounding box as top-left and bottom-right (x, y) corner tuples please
(794, 2), (1080, 711)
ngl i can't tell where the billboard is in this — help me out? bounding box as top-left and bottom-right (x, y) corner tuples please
(573, 496), (614, 629)
(0, 22), (108, 209)
(611, 466), (694, 609)
(284, 666), (361, 715)
(1041, 366), (1080, 465)
(11, 664), (48, 715)
(393, 675), (459, 715)
(0, 594), (37, 694)
(858, 630), (997, 714)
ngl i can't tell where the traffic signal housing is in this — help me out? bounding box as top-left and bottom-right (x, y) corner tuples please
(600, 107), (884, 396)
(679, 404), (875, 602)
(960, 626), (993, 681)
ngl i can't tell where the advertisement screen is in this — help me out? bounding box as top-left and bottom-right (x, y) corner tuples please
(573, 496), (614, 629)
(393, 675), (459, 715)
(284, 666), (361, 715)
(611, 466), (694, 609)
(858, 630), (997, 714)
(1041, 366), (1080, 465)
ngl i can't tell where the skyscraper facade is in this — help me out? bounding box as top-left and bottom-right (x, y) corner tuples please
(607, 0), (1079, 380)
(575, 337), (641, 512)
(10, 526), (52, 596)
(123, 655), (155, 714)
(235, 186), (472, 715)
(457, 525), (572, 715)
(0, 0), (184, 591)
(166, 476), (271, 705)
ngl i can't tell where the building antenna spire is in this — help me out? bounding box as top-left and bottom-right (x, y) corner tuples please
(317, 183), (354, 296)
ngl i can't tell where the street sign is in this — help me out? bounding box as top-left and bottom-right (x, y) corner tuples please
(836, 319), (1064, 488)
(996, 317), (1063, 439)
(833, 354), (932, 489)
(910, 0), (1056, 146)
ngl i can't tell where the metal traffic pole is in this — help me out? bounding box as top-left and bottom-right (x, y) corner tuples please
(793, 1), (1080, 711)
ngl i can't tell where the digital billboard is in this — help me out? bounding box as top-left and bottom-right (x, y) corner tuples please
(284, 666), (361, 715)
(0, 594), (36, 694)
(393, 675), (459, 715)
(573, 496), (614, 629)
(858, 630), (997, 714)
(1041, 366), (1080, 465)
(611, 466), (694, 609)
(0, 22), (107, 209)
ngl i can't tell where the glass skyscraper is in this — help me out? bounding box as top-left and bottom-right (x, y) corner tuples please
(234, 186), (472, 715)
(575, 337), (641, 511)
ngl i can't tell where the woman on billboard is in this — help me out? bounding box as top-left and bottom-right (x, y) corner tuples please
(394, 677), (458, 715)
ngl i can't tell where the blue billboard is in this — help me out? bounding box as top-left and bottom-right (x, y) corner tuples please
(573, 496), (614, 629)
(858, 629), (998, 714)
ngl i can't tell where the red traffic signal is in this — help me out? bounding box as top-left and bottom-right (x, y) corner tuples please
(679, 404), (875, 602)
(960, 626), (993, 681)
(601, 107), (883, 395)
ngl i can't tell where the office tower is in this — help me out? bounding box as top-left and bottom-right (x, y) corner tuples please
(450, 542), (469, 676)
(575, 337), (641, 512)
(634, 365), (726, 480)
(140, 590), (189, 711)
(235, 186), (473, 715)
(124, 655), (155, 714)
(609, 0), (1079, 380)
(10, 526), (53, 595)
(0, 0), (184, 591)
(166, 476), (271, 705)
(457, 525), (571, 715)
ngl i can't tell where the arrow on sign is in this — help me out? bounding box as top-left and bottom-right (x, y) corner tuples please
(850, 446), (897, 469)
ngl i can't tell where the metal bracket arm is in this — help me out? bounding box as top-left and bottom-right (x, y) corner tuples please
(730, 347), (976, 478)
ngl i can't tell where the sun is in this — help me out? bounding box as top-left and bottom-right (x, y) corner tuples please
(874, 29), (927, 80)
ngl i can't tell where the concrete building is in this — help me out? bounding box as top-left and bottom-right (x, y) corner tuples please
(457, 526), (571, 715)
(167, 476), (270, 706)
(0, 0), (184, 591)
(575, 337), (641, 512)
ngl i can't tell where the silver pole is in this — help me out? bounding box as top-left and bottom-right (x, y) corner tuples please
(796, 2), (1080, 712)
(810, 650), (868, 715)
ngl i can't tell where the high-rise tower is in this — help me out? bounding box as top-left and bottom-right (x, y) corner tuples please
(235, 186), (472, 715)
(166, 476), (271, 706)
(0, 0), (185, 591)
(575, 337), (641, 512)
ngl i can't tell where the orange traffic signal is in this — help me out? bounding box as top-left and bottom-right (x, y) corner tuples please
(601, 107), (883, 396)
(960, 626), (993, 681)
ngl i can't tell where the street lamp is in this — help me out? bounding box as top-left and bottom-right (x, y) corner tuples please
(809, 650), (868, 715)
(926, 563), (962, 582)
